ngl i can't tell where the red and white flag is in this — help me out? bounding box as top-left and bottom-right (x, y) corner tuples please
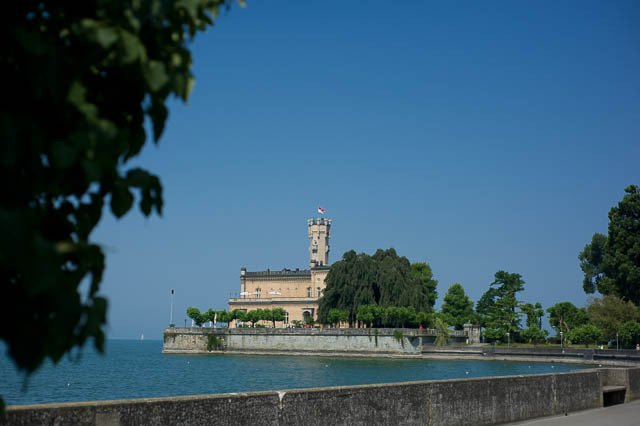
(317, 206), (326, 214)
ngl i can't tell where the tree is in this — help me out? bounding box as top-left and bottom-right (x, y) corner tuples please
(216, 310), (233, 328)
(203, 309), (216, 326)
(441, 283), (474, 330)
(521, 327), (548, 344)
(318, 249), (435, 324)
(434, 317), (450, 346)
(520, 302), (544, 329)
(231, 309), (247, 326)
(327, 309), (346, 328)
(547, 302), (588, 337)
(579, 185), (640, 305)
(482, 271), (524, 341)
(356, 305), (375, 328)
(0, 0), (236, 409)
(586, 296), (640, 340)
(475, 287), (499, 327)
(186, 307), (205, 327)
(569, 325), (602, 348)
(270, 308), (287, 328)
(416, 311), (435, 328)
(619, 321), (640, 349)
(246, 310), (262, 327)
(579, 233), (608, 294)
(411, 262), (438, 310)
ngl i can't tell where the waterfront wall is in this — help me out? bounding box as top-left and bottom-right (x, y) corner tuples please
(421, 346), (640, 365)
(4, 368), (639, 426)
(162, 327), (468, 355)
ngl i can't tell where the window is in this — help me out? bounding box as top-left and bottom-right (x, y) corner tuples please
(317, 287), (322, 297)
(307, 287), (311, 297)
(284, 312), (289, 325)
(256, 288), (261, 299)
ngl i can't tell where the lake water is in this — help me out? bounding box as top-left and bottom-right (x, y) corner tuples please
(0, 339), (590, 406)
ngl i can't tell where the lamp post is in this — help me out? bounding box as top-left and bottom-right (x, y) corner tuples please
(560, 331), (564, 352)
(170, 288), (174, 326)
(616, 332), (619, 350)
(507, 332), (510, 349)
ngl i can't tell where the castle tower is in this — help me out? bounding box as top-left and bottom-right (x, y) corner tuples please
(308, 218), (331, 268)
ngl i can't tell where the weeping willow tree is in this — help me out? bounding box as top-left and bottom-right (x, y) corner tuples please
(317, 248), (437, 325)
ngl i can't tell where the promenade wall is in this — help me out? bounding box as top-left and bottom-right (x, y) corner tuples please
(4, 367), (639, 426)
(421, 346), (640, 365)
(162, 327), (467, 355)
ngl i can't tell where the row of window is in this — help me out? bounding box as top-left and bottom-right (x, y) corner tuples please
(252, 287), (322, 298)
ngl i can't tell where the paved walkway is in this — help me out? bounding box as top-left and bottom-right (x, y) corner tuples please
(506, 400), (640, 425)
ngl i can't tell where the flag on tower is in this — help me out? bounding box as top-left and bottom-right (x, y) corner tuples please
(317, 206), (326, 214)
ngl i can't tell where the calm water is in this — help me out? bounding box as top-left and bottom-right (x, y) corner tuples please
(1, 339), (590, 406)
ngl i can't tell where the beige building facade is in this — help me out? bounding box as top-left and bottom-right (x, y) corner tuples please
(228, 218), (332, 327)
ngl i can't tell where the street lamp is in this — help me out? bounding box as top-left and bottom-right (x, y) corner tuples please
(507, 332), (510, 349)
(616, 332), (619, 350)
(560, 331), (564, 352)
(170, 289), (174, 326)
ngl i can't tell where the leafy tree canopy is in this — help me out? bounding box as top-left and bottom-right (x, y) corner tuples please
(440, 283), (474, 330)
(317, 249), (435, 324)
(475, 287), (499, 327)
(579, 185), (640, 304)
(586, 295), (640, 340)
(568, 324), (602, 348)
(521, 326), (547, 344)
(411, 262), (438, 309)
(520, 302), (544, 329)
(619, 321), (640, 349)
(546, 302), (588, 337)
(482, 271), (524, 341)
(0, 0), (236, 393)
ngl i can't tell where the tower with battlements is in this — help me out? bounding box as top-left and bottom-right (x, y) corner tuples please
(308, 218), (331, 268)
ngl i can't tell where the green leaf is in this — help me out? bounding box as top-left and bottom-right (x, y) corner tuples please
(119, 30), (145, 64)
(110, 183), (134, 218)
(95, 27), (118, 48)
(148, 99), (168, 141)
(145, 61), (169, 92)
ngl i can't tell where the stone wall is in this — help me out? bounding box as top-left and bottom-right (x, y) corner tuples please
(5, 368), (638, 426)
(421, 346), (640, 365)
(162, 327), (469, 355)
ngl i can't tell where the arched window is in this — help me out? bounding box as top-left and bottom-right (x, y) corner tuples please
(307, 287), (311, 297)
(317, 287), (322, 297)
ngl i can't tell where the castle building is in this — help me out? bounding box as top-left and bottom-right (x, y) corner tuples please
(228, 218), (332, 326)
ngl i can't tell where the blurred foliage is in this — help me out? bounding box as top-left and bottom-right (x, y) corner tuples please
(580, 185), (640, 304)
(1, 0), (236, 388)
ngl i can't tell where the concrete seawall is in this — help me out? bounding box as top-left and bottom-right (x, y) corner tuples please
(162, 328), (640, 366)
(4, 367), (639, 426)
(163, 327), (467, 355)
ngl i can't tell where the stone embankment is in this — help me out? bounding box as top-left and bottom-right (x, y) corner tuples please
(162, 327), (640, 365)
(163, 327), (469, 355)
(4, 367), (640, 426)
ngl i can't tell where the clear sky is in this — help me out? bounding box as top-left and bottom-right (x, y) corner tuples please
(93, 0), (640, 339)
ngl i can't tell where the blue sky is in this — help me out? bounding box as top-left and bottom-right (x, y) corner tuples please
(93, 1), (640, 339)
